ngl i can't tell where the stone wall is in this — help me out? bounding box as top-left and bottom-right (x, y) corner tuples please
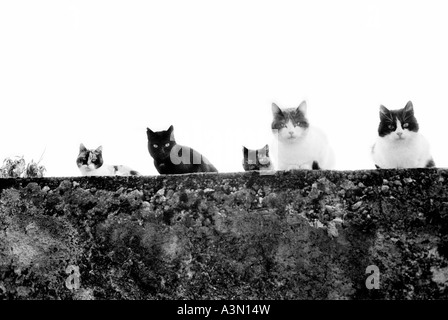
(1, 169), (448, 299)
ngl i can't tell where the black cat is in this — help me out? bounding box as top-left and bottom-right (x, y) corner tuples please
(146, 125), (218, 174)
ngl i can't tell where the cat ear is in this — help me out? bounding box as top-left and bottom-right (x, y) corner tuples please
(271, 103), (283, 116)
(404, 101), (414, 114)
(146, 127), (154, 136)
(96, 146), (103, 153)
(379, 105), (390, 118)
(79, 143), (87, 152)
(297, 100), (307, 115)
(263, 144), (269, 156)
(168, 125), (175, 141)
(242, 146), (249, 157)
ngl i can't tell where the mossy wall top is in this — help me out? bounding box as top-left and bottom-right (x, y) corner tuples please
(1, 169), (448, 300)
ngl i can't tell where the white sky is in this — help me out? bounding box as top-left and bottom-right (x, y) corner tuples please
(1, 0), (448, 177)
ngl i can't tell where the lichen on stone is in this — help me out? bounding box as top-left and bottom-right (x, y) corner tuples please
(1, 169), (448, 299)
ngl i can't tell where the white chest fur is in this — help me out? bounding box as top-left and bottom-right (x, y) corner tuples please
(270, 125), (335, 170)
(372, 133), (431, 168)
(79, 164), (113, 176)
(79, 164), (135, 176)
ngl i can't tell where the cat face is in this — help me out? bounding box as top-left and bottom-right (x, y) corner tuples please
(146, 125), (176, 160)
(378, 101), (419, 142)
(76, 144), (104, 171)
(271, 101), (309, 142)
(242, 144), (271, 171)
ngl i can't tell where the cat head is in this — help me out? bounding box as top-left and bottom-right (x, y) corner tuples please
(378, 101), (419, 141)
(76, 143), (104, 171)
(242, 144), (271, 171)
(271, 101), (309, 142)
(146, 125), (176, 160)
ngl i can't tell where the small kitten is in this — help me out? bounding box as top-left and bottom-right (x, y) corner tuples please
(242, 144), (274, 171)
(76, 144), (140, 176)
(146, 125), (218, 174)
(270, 101), (335, 170)
(371, 101), (435, 169)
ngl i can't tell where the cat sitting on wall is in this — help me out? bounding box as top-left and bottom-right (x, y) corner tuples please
(146, 125), (218, 174)
(76, 144), (140, 176)
(242, 144), (274, 171)
(270, 101), (335, 170)
(371, 101), (435, 169)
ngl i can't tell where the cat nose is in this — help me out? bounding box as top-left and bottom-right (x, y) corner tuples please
(397, 132), (403, 136)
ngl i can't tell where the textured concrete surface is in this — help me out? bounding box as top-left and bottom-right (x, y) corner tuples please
(1, 169), (448, 299)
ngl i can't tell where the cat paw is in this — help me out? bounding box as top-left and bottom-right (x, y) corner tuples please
(259, 169), (276, 176)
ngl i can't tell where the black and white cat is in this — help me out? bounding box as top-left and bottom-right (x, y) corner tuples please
(371, 101), (435, 169)
(76, 144), (140, 176)
(270, 101), (335, 170)
(242, 144), (274, 171)
(146, 125), (218, 174)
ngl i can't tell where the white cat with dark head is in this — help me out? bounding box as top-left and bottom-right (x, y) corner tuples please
(270, 101), (335, 170)
(371, 101), (435, 169)
(76, 144), (140, 176)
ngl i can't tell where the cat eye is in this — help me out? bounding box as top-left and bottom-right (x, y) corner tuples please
(165, 143), (170, 147)
(403, 123), (409, 128)
(153, 144), (159, 148)
(388, 125), (394, 130)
